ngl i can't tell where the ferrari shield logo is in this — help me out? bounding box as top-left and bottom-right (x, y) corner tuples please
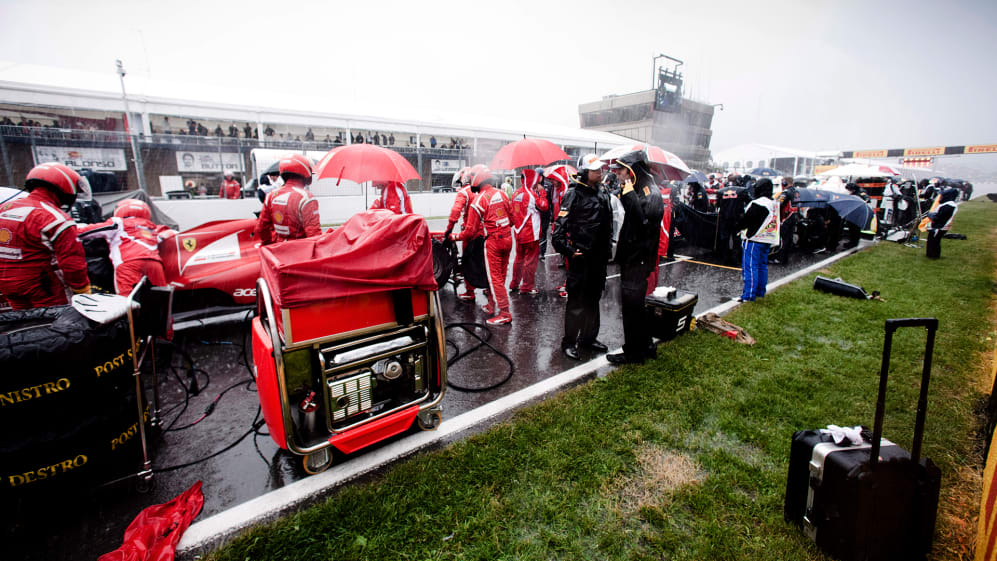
(183, 238), (197, 252)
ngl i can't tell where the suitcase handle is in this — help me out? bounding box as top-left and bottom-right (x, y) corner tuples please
(870, 318), (937, 467)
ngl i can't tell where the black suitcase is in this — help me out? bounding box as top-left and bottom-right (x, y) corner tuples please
(784, 318), (942, 561)
(645, 289), (697, 341)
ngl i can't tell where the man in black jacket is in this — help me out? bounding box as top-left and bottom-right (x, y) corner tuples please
(606, 151), (664, 365)
(552, 154), (613, 360)
(926, 187), (959, 259)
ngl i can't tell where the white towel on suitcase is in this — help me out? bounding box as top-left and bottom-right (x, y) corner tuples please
(819, 424), (864, 446)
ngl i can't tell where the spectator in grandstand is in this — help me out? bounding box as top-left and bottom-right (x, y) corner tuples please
(388, 133), (395, 145)
(264, 125), (275, 138)
(430, 136), (437, 148)
(305, 128), (315, 141)
(214, 125), (225, 137)
(244, 123), (253, 139)
(228, 123), (239, 137)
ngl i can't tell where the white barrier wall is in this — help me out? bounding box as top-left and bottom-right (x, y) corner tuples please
(155, 192), (458, 231)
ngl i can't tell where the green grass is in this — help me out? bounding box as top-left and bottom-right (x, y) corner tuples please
(208, 200), (997, 561)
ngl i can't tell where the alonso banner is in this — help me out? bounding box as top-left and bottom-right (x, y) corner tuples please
(33, 146), (128, 171)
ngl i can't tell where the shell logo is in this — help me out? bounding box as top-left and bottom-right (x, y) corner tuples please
(0, 228), (11, 243)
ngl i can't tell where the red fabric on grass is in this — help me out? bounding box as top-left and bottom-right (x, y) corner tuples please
(98, 481), (204, 561)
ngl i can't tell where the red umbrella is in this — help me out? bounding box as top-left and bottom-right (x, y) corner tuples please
(543, 164), (576, 178)
(599, 143), (691, 181)
(489, 138), (570, 170)
(314, 144), (420, 185)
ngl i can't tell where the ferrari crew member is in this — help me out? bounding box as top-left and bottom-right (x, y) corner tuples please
(734, 178), (778, 302)
(925, 187), (959, 259)
(451, 167), (514, 325)
(369, 181), (413, 214)
(606, 151), (664, 365)
(0, 162), (90, 309)
(552, 154), (613, 360)
(545, 165), (572, 298)
(444, 167), (477, 300)
(78, 199), (176, 295)
(508, 168), (548, 295)
(219, 170), (242, 199)
(255, 154), (321, 245)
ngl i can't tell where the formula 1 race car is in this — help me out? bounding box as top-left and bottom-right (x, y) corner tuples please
(159, 218), (262, 314)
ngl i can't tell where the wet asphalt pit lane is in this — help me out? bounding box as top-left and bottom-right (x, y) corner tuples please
(11, 230), (866, 561)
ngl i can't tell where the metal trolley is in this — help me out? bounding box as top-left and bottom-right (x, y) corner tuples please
(252, 277), (447, 474)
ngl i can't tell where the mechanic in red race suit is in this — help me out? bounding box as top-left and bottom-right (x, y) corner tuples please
(0, 162), (91, 309)
(450, 166), (514, 325)
(369, 181), (413, 214)
(219, 170), (242, 199)
(444, 167), (478, 300)
(508, 168), (548, 295)
(77, 199), (177, 295)
(255, 154), (322, 245)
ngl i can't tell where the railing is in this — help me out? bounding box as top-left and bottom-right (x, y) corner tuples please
(0, 126), (473, 158)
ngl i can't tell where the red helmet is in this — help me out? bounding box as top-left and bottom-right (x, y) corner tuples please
(468, 164), (493, 189)
(456, 166), (471, 186)
(278, 154), (313, 184)
(114, 199), (151, 221)
(25, 162), (83, 204)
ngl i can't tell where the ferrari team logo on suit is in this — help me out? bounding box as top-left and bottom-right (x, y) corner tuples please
(183, 238), (197, 252)
(0, 228), (11, 244)
(273, 211), (284, 224)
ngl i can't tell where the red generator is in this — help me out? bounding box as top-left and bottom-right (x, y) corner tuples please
(252, 211), (447, 474)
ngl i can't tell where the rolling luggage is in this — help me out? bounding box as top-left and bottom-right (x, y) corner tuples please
(784, 318), (942, 561)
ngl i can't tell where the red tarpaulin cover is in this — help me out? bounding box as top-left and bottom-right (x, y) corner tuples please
(260, 210), (437, 309)
(98, 481), (204, 561)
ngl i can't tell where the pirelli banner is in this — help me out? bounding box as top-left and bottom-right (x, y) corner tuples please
(0, 306), (146, 499)
(842, 144), (997, 159)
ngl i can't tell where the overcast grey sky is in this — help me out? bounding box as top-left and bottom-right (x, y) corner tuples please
(1, 0), (995, 152)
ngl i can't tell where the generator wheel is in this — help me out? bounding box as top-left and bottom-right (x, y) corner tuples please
(417, 410), (442, 431)
(302, 449), (333, 475)
(432, 239), (455, 290)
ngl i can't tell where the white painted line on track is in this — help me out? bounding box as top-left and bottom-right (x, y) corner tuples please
(177, 242), (865, 556)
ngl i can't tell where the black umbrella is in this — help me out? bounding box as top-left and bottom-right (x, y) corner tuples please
(793, 189), (876, 231)
(684, 170), (708, 184)
(747, 167), (780, 177)
(262, 161), (280, 177)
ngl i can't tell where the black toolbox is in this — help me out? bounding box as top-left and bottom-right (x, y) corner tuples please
(644, 289), (697, 341)
(784, 318), (942, 561)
